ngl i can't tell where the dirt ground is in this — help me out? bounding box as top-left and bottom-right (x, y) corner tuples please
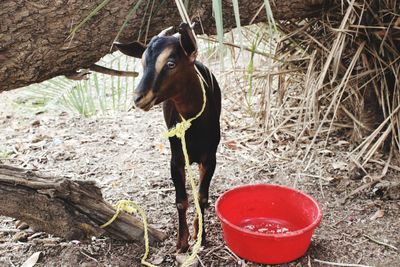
(0, 75), (399, 267)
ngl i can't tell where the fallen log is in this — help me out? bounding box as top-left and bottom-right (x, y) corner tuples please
(0, 0), (327, 91)
(0, 164), (166, 243)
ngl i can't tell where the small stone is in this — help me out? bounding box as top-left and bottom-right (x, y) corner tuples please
(15, 220), (29, 230)
(31, 120), (41, 127)
(176, 254), (199, 267)
(151, 256), (164, 265)
(349, 166), (367, 180)
(80, 262), (98, 267)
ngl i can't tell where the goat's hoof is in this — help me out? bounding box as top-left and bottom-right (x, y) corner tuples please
(176, 242), (189, 253)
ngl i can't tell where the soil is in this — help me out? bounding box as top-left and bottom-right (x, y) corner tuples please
(0, 76), (399, 267)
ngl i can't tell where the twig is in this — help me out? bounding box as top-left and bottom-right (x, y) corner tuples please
(204, 244), (224, 258)
(314, 259), (373, 267)
(369, 159), (400, 172)
(339, 149), (392, 204)
(338, 176), (381, 205)
(79, 250), (99, 263)
(304, 151), (315, 172)
(349, 157), (369, 177)
(0, 228), (19, 233)
(197, 255), (205, 267)
(89, 64), (139, 77)
(8, 258), (16, 267)
(291, 173), (333, 182)
(363, 234), (398, 251)
(197, 36), (280, 61)
(142, 188), (175, 193)
(224, 246), (247, 266)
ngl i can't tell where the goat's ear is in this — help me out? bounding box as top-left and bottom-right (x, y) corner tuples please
(178, 23), (197, 63)
(113, 41), (146, 58)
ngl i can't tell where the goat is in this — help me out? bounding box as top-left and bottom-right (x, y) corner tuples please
(114, 23), (221, 253)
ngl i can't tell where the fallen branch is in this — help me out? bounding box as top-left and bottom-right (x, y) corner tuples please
(65, 64), (139, 80)
(0, 164), (166, 243)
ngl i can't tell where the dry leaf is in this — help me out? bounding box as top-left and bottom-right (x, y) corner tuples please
(332, 161), (348, 170)
(21, 251), (42, 267)
(225, 140), (238, 150)
(370, 209), (384, 221)
(155, 143), (166, 153)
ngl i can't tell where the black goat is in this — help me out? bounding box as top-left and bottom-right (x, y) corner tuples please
(115, 23), (221, 252)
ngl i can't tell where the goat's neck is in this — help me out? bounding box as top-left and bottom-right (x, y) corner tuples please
(172, 71), (204, 120)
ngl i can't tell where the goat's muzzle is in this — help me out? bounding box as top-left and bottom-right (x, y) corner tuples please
(134, 91), (156, 111)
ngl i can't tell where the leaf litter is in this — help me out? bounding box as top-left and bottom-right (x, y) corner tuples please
(0, 51), (399, 266)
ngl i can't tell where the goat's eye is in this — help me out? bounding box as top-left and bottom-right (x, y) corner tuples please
(167, 61), (176, 69)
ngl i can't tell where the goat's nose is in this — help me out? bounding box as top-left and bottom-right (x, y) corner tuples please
(134, 94), (144, 105)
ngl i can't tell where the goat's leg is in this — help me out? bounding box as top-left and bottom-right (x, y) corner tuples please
(193, 154), (216, 245)
(171, 160), (190, 253)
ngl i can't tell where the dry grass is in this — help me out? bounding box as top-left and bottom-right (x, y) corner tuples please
(217, 0), (399, 167)
(60, 0), (400, 167)
(277, 0), (399, 164)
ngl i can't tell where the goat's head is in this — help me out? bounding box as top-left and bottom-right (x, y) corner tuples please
(114, 23), (198, 111)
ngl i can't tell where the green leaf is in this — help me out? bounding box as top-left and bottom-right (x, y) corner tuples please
(212, 0), (224, 68)
(232, 0), (244, 51)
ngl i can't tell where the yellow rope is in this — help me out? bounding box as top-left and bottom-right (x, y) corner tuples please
(102, 73), (207, 267)
(100, 200), (156, 267)
(163, 73), (207, 267)
(171, 2), (204, 264)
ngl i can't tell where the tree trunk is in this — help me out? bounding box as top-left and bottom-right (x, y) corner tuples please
(0, 165), (166, 243)
(0, 0), (327, 92)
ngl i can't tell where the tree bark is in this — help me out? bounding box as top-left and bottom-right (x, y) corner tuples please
(0, 165), (166, 243)
(0, 0), (327, 92)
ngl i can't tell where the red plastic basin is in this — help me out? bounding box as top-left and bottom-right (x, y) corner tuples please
(215, 184), (322, 264)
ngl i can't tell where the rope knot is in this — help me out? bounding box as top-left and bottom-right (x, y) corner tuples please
(117, 200), (138, 214)
(163, 119), (192, 139)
